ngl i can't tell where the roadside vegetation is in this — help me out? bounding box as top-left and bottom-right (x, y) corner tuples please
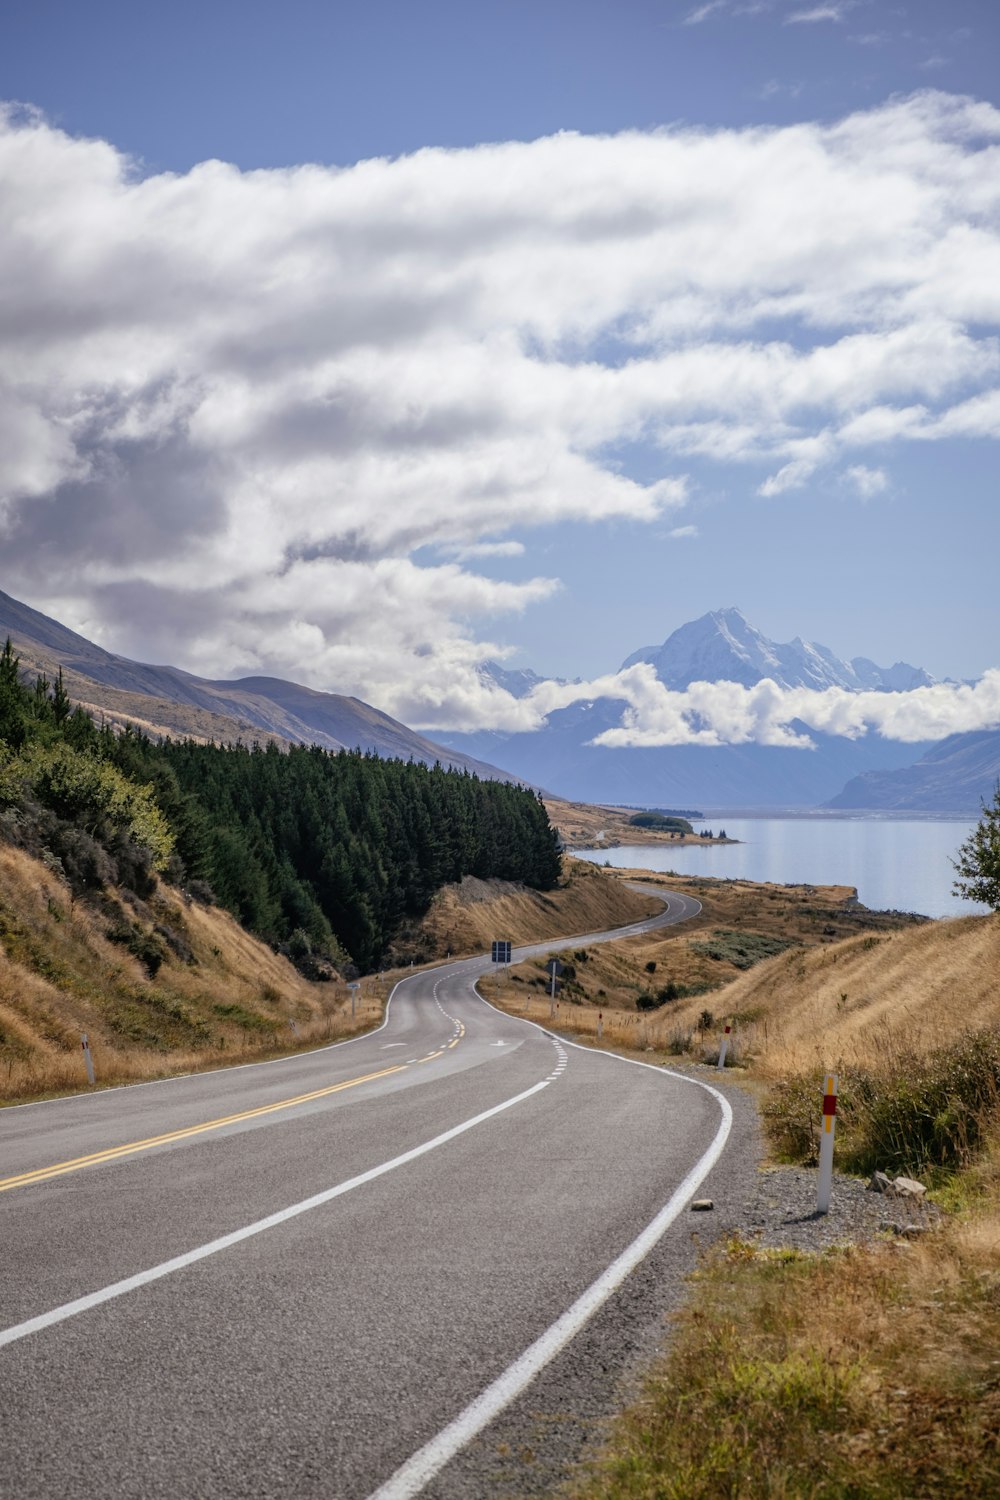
(569, 1200), (1000, 1499)
(0, 636), (559, 971)
(486, 860), (998, 1500)
(0, 635), (563, 1100)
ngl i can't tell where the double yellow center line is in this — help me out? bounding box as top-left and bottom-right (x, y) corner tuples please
(1, 1062), (413, 1196)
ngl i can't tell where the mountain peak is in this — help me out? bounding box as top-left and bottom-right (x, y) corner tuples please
(622, 609), (934, 694)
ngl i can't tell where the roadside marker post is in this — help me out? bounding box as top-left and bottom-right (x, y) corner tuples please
(597, 1011), (603, 1040)
(546, 958), (562, 1018)
(348, 982), (360, 1020)
(817, 1072), (839, 1214)
(81, 1034), (95, 1086)
(716, 1022), (732, 1071)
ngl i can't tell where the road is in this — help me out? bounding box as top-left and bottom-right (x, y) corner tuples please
(0, 885), (752, 1499)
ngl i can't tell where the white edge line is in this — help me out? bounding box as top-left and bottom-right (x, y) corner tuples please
(367, 1077), (731, 1500)
(0, 1078), (550, 1351)
(5, 882), (690, 1113)
(365, 898), (726, 1500)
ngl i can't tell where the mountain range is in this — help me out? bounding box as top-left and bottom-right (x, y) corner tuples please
(445, 608), (998, 812)
(621, 608), (934, 694)
(2, 591), (996, 812)
(0, 588), (519, 785)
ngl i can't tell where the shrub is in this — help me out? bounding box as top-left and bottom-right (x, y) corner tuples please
(691, 929), (796, 970)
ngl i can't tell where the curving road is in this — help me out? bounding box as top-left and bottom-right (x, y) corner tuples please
(0, 885), (750, 1499)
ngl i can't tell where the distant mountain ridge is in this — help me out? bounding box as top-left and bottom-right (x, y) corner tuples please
(442, 609), (940, 810)
(622, 607), (934, 693)
(0, 588), (522, 784)
(827, 730), (1000, 814)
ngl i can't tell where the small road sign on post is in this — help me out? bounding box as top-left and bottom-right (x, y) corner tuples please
(491, 940), (512, 967)
(348, 982), (360, 1019)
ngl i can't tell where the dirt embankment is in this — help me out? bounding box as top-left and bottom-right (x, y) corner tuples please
(398, 857), (662, 962)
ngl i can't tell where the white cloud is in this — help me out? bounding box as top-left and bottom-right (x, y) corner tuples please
(843, 464), (888, 497)
(669, 524), (699, 538)
(683, 1), (730, 23)
(440, 540), (526, 560)
(787, 3), (851, 22)
(0, 93), (998, 728)
(515, 666), (1000, 748)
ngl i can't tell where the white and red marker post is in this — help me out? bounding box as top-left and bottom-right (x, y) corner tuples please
(81, 1032), (95, 1086)
(716, 1022), (732, 1071)
(817, 1071), (839, 1214)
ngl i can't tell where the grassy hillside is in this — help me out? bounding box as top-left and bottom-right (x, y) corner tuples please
(0, 842), (378, 1103)
(0, 850), (652, 1103)
(390, 856), (662, 964)
(672, 910), (1000, 1076)
(480, 871), (923, 1036)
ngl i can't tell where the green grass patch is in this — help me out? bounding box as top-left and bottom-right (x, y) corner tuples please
(212, 1002), (281, 1035)
(690, 929), (797, 970)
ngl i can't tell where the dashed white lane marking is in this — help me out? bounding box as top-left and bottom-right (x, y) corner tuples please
(381, 1044), (406, 1049)
(0, 1080), (553, 1352)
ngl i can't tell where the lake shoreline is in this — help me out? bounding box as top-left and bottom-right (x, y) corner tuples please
(572, 813), (984, 920)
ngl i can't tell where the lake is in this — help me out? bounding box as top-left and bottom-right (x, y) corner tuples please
(572, 815), (986, 919)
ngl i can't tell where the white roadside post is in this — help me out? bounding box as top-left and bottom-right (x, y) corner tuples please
(817, 1071), (839, 1214)
(81, 1033), (95, 1086)
(716, 1022), (732, 1071)
(597, 1011), (603, 1040)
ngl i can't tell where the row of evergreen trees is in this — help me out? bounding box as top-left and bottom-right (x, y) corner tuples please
(0, 641), (561, 970)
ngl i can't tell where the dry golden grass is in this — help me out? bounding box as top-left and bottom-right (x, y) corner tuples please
(647, 911), (1000, 1077)
(0, 843), (383, 1102)
(413, 857), (662, 959)
(572, 1204), (1000, 1500)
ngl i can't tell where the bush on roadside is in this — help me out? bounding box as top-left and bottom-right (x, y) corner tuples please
(763, 1028), (1000, 1177)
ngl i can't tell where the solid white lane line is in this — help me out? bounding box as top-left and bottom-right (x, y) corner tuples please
(0, 1080), (552, 1352)
(366, 1081), (732, 1500)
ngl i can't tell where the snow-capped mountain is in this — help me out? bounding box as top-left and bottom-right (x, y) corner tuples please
(435, 609), (941, 808)
(623, 608), (934, 693)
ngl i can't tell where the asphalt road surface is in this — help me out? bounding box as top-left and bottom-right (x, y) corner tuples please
(1, 885), (755, 1499)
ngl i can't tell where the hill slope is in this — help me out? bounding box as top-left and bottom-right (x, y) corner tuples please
(0, 842), (367, 1103)
(0, 587), (519, 782)
(827, 729), (1000, 814)
(646, 908), (1000, 1074)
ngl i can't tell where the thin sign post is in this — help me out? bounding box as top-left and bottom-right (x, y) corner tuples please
(81, 1033), (95, 1086)
(716, 1022), (732, 1071)
(817, 1072), (839, 1214)
(348, 982), (360, 1019)
(546, 958), (562, 1016)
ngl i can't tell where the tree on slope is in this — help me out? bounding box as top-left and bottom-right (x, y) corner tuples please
(952, 784), (1000, 912)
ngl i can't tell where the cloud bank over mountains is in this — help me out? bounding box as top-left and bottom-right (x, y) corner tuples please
(0, 91), (998, 741)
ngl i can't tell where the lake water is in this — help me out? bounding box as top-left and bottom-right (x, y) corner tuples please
(573, 816), (987, 919)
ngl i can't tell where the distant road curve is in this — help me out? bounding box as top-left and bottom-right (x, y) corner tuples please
(0, 880), (747, 1500)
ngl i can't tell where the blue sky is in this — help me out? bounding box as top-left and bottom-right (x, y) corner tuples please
(1, 0), (998, 746)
